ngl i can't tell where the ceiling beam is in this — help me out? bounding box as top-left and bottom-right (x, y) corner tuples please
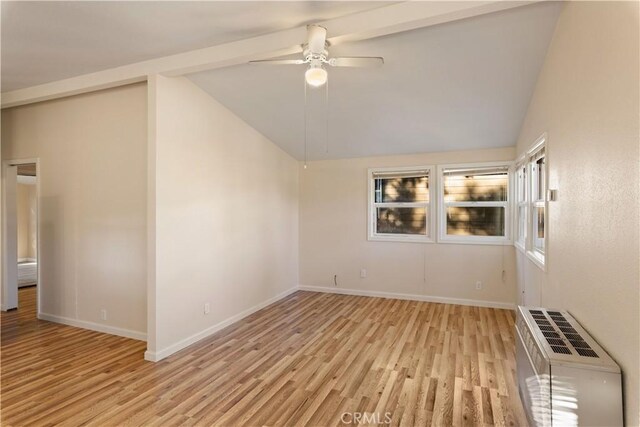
(1, 0), (537, 109)
(324, 1), (537, 46)
(0, 28), (307, 109)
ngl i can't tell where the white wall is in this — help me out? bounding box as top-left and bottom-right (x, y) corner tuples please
(514, 2), (639, 424)
(1, 83), (148, 339)
(0, 118), (2, 309)
(16, 182), (37, 260)
(146, 75), (299, 360)
(299, 147), (517, 308)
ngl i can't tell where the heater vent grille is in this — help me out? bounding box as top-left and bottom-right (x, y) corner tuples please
(517, 306), (623, 426)
(550, 345), (571, 354)
(549, 313), (598, 357)
(576, 348), (598, 358)
(527, 309), (603, 360)
(546, 338), (565, 346)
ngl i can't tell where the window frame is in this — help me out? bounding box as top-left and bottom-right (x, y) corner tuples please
(367, 165), (436, 243)
(526, 134), (547, 270)
(514, 156), (528, 252)
(437, 161), (514, 246)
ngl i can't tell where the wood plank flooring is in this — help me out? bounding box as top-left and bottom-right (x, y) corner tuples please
(1, 287), (527, 426)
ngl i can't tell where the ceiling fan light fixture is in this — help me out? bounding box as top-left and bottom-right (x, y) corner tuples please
(305, 66), (327, 87)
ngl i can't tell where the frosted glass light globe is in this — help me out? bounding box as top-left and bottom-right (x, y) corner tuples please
(305, 67), (328, 87)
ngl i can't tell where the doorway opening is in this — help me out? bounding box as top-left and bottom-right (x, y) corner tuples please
(2, 160), (39, 321)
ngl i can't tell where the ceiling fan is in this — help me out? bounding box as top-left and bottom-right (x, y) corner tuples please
(250, 24), (384, 87)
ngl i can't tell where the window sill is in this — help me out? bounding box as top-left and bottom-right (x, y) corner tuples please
(438, 235), (513, 246)
(368, 234), (434, 244)
(526, 250), (546, 271)
(515, 241), (526, 253)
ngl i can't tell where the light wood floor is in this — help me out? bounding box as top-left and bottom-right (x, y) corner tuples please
(1, 287), (527, 426)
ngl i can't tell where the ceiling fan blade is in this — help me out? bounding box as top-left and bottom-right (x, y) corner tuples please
(307, 25), (327, 54)
(328, 57), (384, 68)
(249, 59), (306, 65)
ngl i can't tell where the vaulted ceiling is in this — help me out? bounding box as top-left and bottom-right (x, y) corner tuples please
(189, 2), (562, 159)
(1, 1), (563, 160)
(1, 1), (390, 91)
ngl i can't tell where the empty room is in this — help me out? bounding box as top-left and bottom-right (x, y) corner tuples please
(1, 1), (638, 426)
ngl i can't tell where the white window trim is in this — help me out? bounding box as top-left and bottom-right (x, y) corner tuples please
(527, 243), (546, 271)
(437, 161), (514, 246)
(367, 165), (436, 243)
(525, 133), (547, 271)
(514, 154), (527, 252)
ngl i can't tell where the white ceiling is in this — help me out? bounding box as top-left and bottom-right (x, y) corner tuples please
(2, 1), (562, 160)
(1, 1), (389, 91)
(189, 2), (562, 160)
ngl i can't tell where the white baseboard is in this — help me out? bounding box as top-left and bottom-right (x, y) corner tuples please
(38, 312), (147, 341)
(144, 286), (298, 362)
(298, 285), (515, 310)
(1, 303), (17, 312)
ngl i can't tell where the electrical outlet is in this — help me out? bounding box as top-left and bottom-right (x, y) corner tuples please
(204, 303), (210, 315)
(475, 281), (483, 290)
(100, 309), (107, 321)
(360, 269), (367, 278)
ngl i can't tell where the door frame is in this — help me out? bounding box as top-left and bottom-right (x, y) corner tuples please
(2, 158), (41, 314)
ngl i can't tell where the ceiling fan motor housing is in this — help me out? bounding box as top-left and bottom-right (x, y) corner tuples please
(249, 23), (383, 70)
(303, 46), (329, 63)
(306, 24), (328, 53)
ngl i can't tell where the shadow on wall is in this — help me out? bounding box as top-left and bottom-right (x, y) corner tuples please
(38, 195), (65, 317)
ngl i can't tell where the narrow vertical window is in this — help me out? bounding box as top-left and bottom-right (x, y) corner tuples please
(526, 136), (547, 269)
(530, 148), (546, 256)
(515, 161), (527, 250)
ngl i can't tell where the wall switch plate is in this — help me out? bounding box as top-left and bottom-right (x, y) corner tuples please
(204, 303), (210, 315)
(360, 269), (367, 278)
(100, 309), (107, 321)
(475, 281), (483, 290)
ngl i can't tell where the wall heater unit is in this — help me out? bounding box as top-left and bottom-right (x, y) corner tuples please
(515, 306), (623, 426)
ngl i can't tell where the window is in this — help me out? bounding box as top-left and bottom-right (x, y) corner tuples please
(438, 163), (512, 244)
(368, 166), (435, 242)
(528, 140), (546, 266)
(515, 159), (527, 250)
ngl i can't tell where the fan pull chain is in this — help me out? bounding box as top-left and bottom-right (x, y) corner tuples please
(325, 77), (329, 154)
(303, 77), (308, 169)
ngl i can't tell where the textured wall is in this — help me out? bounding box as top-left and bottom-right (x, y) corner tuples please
(2, 83), (148, 336)
(299, 147), (518, 307)
(514, 2), (639, 424)
(149, 76), (299, 358)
